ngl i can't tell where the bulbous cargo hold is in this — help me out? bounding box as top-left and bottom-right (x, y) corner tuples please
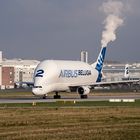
(33, 60), (99, 95)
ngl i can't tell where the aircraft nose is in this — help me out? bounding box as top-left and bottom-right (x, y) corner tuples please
(32, 88), (43, 95)
(32, 88), (38, 95)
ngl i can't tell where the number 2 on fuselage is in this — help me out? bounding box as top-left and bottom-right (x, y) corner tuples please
(35, 69), (44, 77)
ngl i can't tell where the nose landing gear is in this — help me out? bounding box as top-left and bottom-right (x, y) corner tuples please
(54, 92), (61, 99)
(43, 95), (47, 99)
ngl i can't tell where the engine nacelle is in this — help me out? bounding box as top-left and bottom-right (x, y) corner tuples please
(77, 86), (90, 95)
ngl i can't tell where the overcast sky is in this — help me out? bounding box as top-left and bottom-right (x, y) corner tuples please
(0, 0), (140, 62)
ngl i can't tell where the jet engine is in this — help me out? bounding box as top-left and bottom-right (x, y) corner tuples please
(77, 86), (90, 98)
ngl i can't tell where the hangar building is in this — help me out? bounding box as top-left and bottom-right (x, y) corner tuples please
(0, 51), (40, 89)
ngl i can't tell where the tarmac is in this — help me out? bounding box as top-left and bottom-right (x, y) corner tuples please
(0, 94), (140, 103)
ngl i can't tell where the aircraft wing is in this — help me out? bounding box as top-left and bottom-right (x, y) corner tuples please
(69, 79), (140, 91)
(90, 79), (140, 88)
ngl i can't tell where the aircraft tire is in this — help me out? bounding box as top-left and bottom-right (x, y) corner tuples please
(54, 95), (61, 99)
(43, 96), (47, 99)
(80, 95), (88, 99)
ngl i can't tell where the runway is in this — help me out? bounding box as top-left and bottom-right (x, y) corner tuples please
(0, 94), (140, 103)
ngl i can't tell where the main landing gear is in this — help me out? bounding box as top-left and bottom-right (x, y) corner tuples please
(80, 95), (88, 99)
(54, 92), (61, 99)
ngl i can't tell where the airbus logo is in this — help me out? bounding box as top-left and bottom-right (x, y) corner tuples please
(97, 54), (103, 67)
(59, 69), (91, 78)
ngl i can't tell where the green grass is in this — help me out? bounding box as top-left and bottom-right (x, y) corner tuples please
(0, 107), (140, 140)
(0, 89), (140, 139)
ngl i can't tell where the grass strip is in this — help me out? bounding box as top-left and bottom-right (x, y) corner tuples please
(0, 107), (140, 140)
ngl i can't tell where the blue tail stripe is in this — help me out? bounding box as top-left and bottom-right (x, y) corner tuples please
(96, 73), (102, 82)
(95, 47), (106, 73)
(95, 47), (106, 82)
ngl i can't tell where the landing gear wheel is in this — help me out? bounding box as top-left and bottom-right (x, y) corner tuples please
(80, 95), (88, 99)
(54, 95), (61, 99)
(43, 95), (47, 99)
(54, 92), (61, 99)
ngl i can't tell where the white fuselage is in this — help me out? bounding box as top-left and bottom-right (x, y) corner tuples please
(32, 60), (98, 96)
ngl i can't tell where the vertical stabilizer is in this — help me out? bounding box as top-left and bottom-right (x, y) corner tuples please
(91, 47), (106, 82)
(124, 64), (129, 78)
(95, 47), (106, 73)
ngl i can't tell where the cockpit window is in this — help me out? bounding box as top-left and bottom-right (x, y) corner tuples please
(34, 86), (42, 88)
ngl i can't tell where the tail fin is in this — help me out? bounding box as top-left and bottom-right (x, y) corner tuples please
(95, 47), (106, 73)
(124, 64), (129, 78)
(91, 47), (106, 82)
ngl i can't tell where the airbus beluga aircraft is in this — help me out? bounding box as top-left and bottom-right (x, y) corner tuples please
(32, 47), (106, 99)
(32, 47), (139, 99)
